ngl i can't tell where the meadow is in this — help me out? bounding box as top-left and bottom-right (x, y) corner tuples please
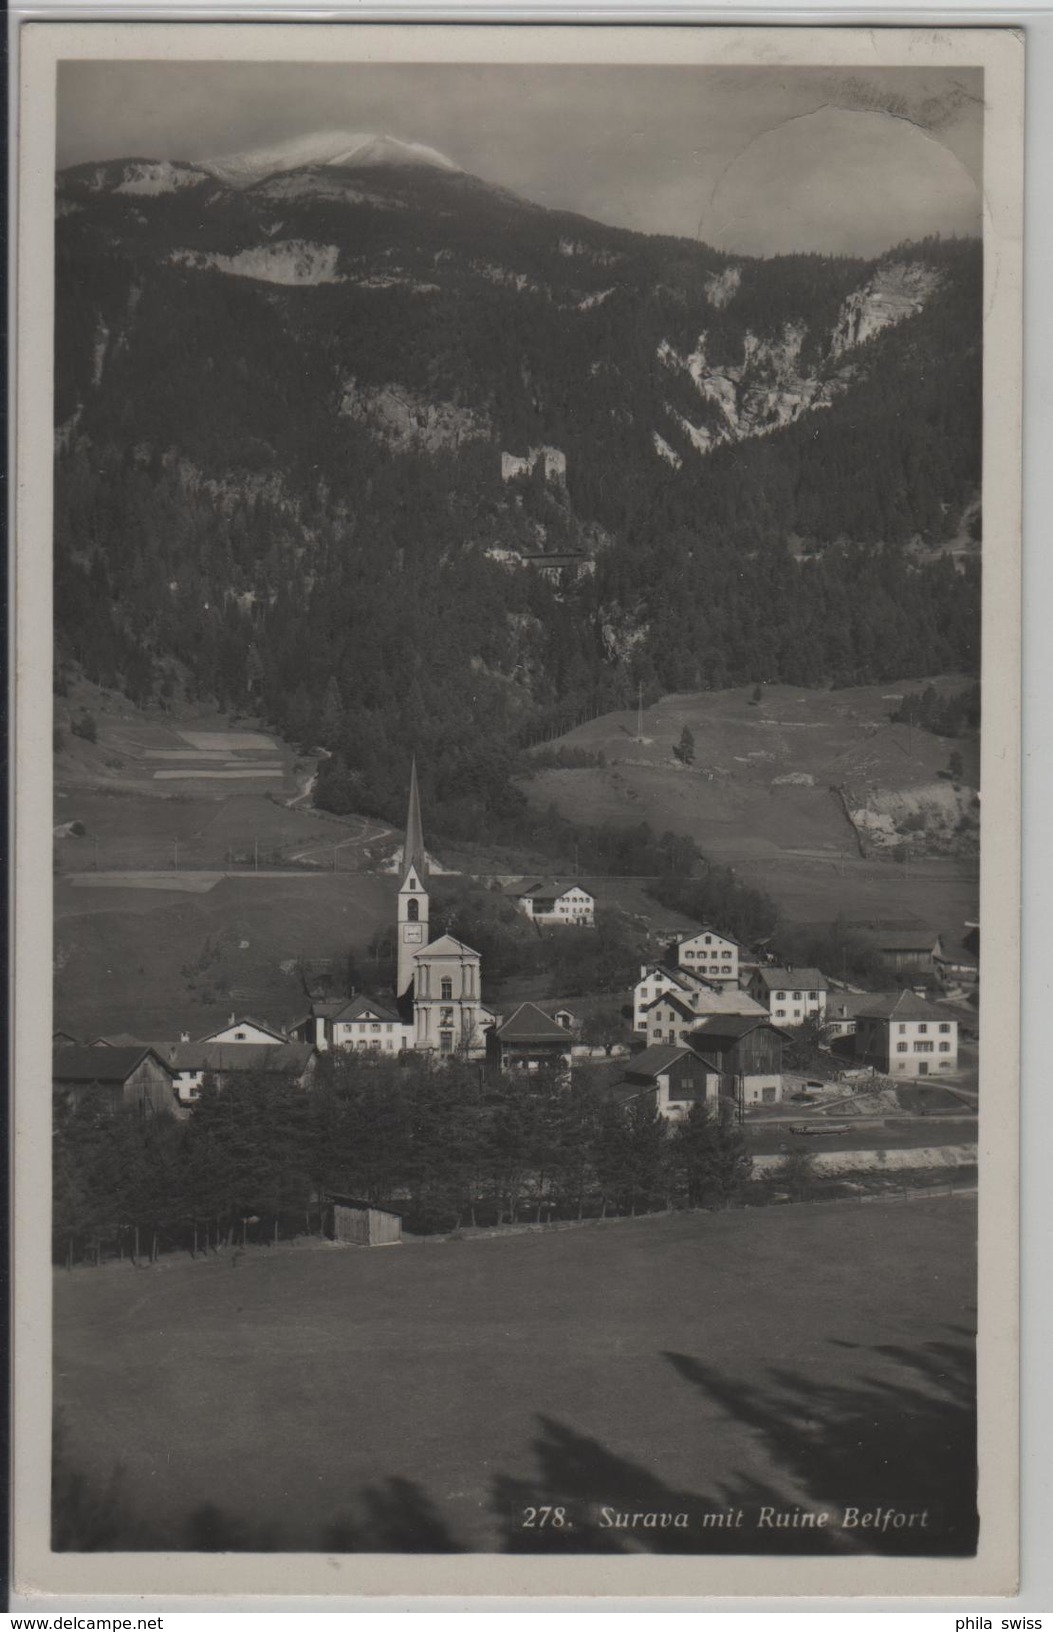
(521, 681), (979, 929)
(53, 1197), (978, 1555)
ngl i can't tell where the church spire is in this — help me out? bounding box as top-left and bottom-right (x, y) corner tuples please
(402, 756), (427, 882)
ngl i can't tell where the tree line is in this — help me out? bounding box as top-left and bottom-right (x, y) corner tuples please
(53, 1056), (753, 1265)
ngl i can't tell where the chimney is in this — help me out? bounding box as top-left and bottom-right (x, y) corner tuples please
(180, 1031), (190, 1043)
(228, 1013), (236, 1026)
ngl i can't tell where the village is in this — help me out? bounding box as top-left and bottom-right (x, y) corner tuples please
(53, 762), (979, 1226)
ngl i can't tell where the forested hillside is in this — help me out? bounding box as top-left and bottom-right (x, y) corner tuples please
(54, 146), (981, 842)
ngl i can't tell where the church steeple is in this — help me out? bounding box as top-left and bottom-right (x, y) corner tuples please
(402, 756), (427, 885)
(396, 759), (429, 999)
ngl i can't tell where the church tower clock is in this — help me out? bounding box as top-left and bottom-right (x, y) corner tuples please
(396, 758), (429, 999)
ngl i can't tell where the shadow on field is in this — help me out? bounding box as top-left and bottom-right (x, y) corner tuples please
(659, 1328), (978, 1555)
(53, 1330), (977, 1555)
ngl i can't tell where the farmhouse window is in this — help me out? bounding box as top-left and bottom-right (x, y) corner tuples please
(371, 1024), (381, 1033)
(898, 1023), (907, 1033)
(775, 1009), (786, 1018)
(722, 965), (731, 973)
(792, 992), (802, 1001)
(776, 991), (786, 1001)
(897, 1042), (909, 1053)
(939, 1022), (951, 1033)
(637, 1021), (646, 1030)
(234, 1031), (246, 1040)
(939, 1042), (951, 1052)
(918, 1023), (928, 1033)
(808, 992), (817, 1000)
(705, 936), (712, 945)
(441, 978), (453, 1000)
(915, 1041), (934, 1053)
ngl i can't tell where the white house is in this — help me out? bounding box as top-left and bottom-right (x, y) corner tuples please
(675, 929), (740, 987)
(747, 967), (829, 1027)
(632, 960), (717, 1032)
(853, 991), (959, 1076)
(514, 880), (595, 927)
(291, 994), (411, 1054)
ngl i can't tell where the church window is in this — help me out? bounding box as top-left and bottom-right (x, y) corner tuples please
(441, 978), (453, 1000)
(440, 1007), (454, 1026)
(439, 1030), (454, 1055)
(407, 898), (419, 922)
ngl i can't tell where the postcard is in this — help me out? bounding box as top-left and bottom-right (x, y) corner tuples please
(11, 19), (1022, 1603)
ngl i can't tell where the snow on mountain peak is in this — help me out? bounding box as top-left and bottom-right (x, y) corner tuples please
(200, 130), (462, 188)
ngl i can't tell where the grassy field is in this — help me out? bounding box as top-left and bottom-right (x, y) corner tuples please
(53, 1198), (978, 1555)
(54, 872), (397, 1039)
(522, 681), (979, 931)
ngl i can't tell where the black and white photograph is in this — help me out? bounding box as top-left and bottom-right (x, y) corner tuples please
(12, 20), (1022, 1600)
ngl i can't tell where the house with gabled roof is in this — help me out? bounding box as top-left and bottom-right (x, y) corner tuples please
(510, 879), (595, 927)
(150, 1040), (317, 1106)
(641, 985), (765, 1047)
(290, 994), (410, 1055)
(53, 1045), (178, 1118)
(632, 959), (717, 1032)
(614, 1043), (722, 1122)
(487, 1002), (575, 1077)
(853, 990), (959, 1076)
(674, 927), (740, 987)
(197, 1014), (289, 1046)
(747, 966), (829, 1026)
(687, 1014), (792, 1106)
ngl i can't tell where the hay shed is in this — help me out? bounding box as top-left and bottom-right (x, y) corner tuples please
(330, 1195), (403, 1247)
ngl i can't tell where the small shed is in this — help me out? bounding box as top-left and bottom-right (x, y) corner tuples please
(330, 1195), (403, 1248)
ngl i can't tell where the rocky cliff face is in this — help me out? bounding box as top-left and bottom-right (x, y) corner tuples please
(831, 262), (942, 356)
(655, 261), (942, 460)
(657, 323), (848, 453)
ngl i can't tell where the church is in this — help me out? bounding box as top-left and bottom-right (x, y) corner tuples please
(395, 761), (496, 1058)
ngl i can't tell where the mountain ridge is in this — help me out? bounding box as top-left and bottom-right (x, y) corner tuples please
(53, 143), (981, 841)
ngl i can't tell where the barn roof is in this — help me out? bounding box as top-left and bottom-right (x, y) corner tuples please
(853, 991), (958, 1024)
(54, 1046), (173, 1083)
(689, 1014), (792, 1046)
(496, 1002), (574, 1043)
(865, 929), (940, 952)
(624, 1043), (699, 1079)
(198, 1015), (288, 1042)
(152, 1041), (314, 1075)
(750, 966), (828, 991)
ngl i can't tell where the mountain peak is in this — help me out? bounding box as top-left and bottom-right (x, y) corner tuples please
(199, 130), (462, 189)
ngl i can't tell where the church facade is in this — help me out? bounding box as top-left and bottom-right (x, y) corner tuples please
(395, 762), (495, 1058)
